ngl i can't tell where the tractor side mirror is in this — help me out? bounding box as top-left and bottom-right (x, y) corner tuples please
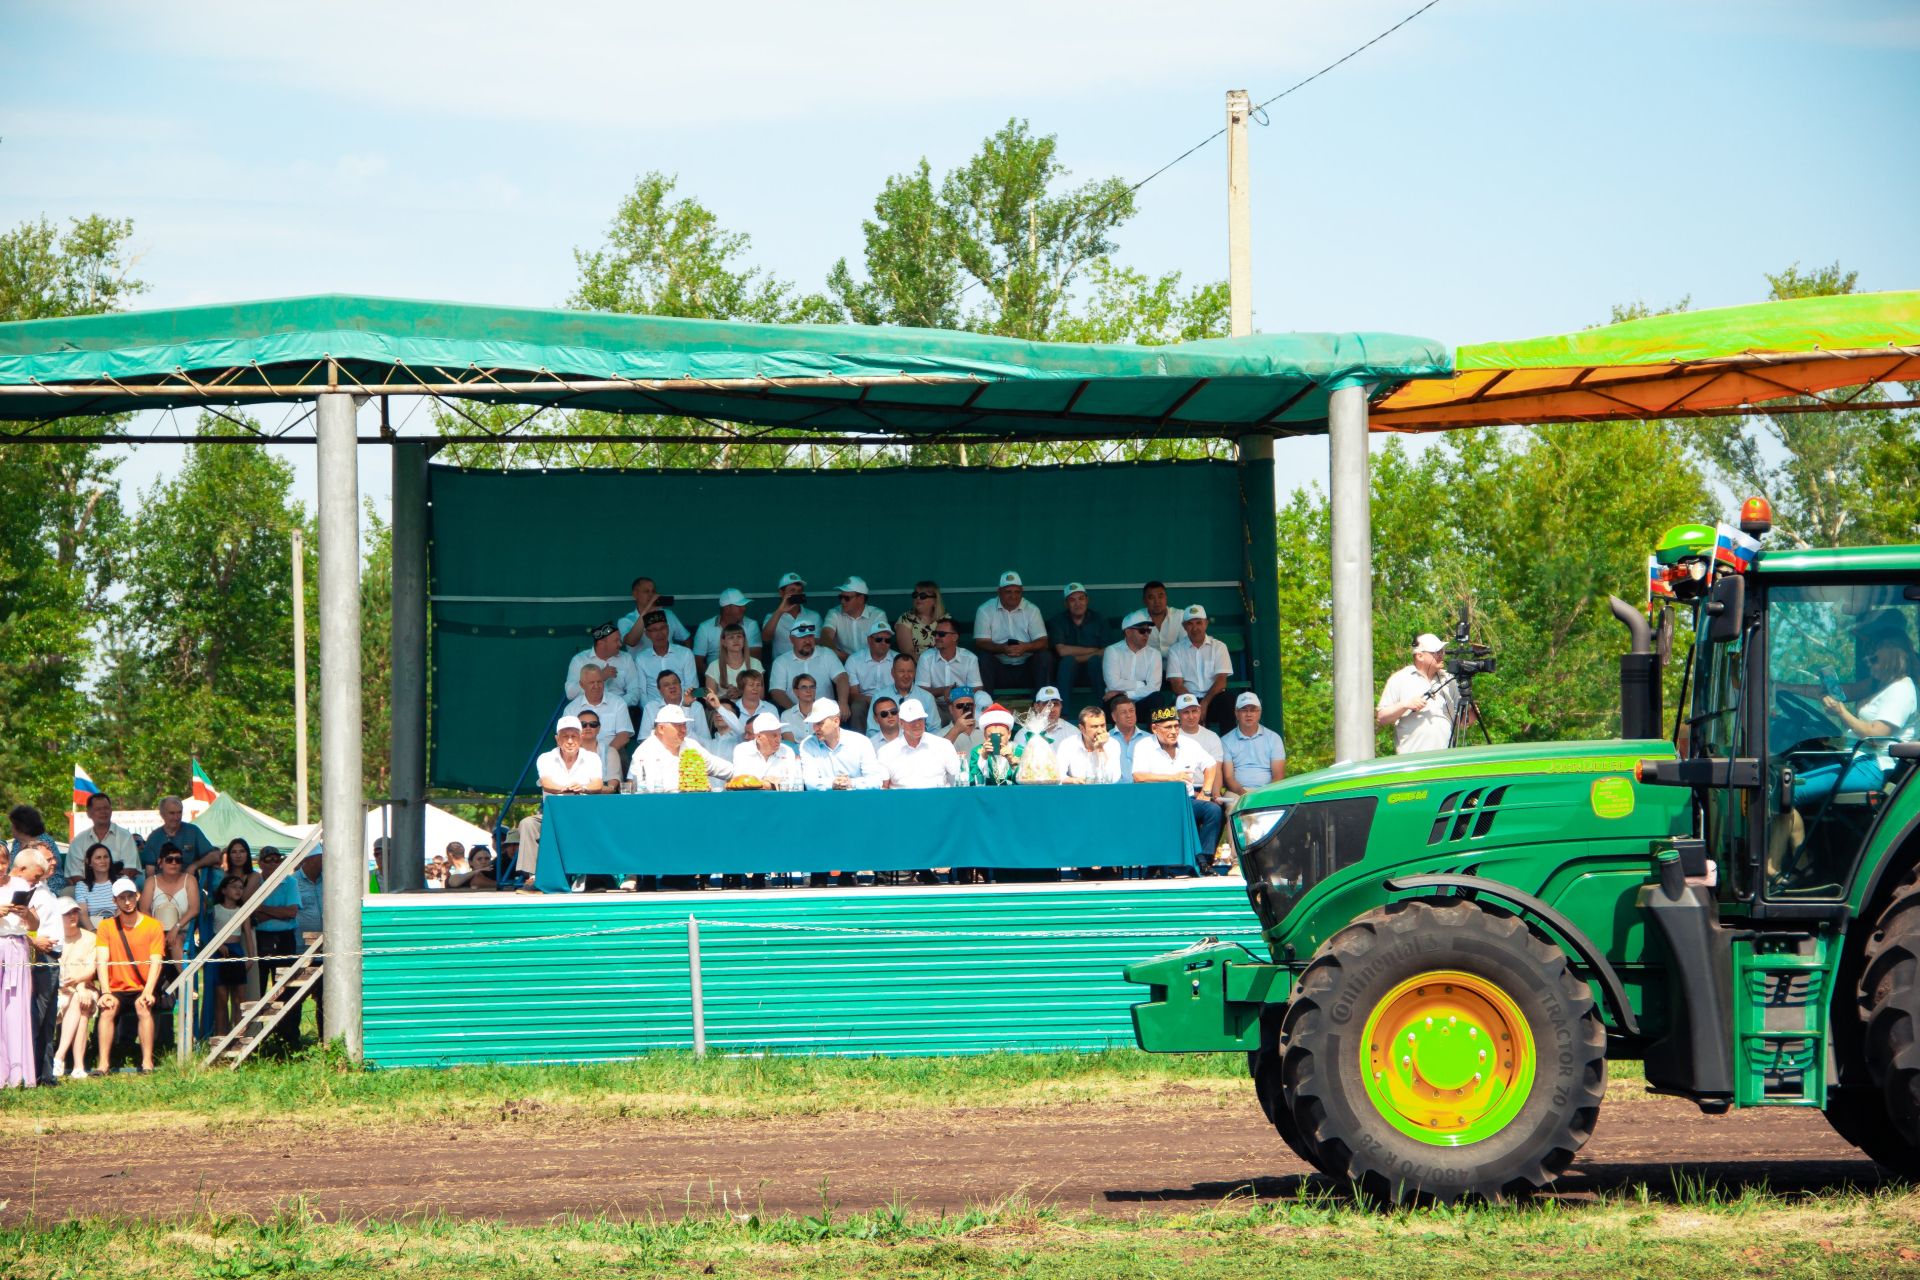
(1705, 573), (1745, 644)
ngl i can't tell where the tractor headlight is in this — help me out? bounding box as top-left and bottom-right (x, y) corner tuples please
(1234, 806), (1290, 852)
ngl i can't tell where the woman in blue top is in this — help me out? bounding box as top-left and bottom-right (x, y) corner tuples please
(67, 843), (122, 928)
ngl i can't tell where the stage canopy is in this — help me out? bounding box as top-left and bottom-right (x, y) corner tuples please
(1373, 290), (1920, 430)
(0, 293), (1450, 438)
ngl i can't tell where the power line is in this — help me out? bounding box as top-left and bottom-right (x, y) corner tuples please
(952, 0), (1443, 306)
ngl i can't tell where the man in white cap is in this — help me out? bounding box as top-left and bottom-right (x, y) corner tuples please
(797, 699), (885, 791)
(1377, 632), (1458, 754)
(1166, 604), (1233, 729)
(823, 576), (887, 660)
(973, 570), (1053, 694)
(566, 621), (643, 706)
(92, 875), (163, 1074)
(633, 610), (698, 711)
(879, 700), (961, 790)
(628, 703), (736, 792)
(1175, 692), (1225, 772)
(1024, 686), (1076, 745)
(761, 572), (823, 659)
(1048, 582), (1109, 710)
(618, 576), (690, 651)
(731, 711), (799, 785)
(916, 617), (982, 717)
(769, 621), (849, 712)
(691, 588), (761, 679)
(563, 666), (635, 759)
(1222, 692), (1287, 807)
(1103, 609), (1163, 707)
(844, 625), (899, 729)
(515, 715), (606, 891)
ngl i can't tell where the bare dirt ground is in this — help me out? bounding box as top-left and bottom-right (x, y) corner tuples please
(5, 1094), (1882, 1224)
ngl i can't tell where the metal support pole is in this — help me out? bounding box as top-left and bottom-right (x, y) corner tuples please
(316, 391), (365, 1059)
(387, 442), (430, 893)
(1328, 383), (1376, 764)
(1238, 433), (1283, 726)
(687, 915), (706, 1058)
(176, 980), (194, 1064)
(1226, 89), (1253, 338)
(292, 528), (309, 827)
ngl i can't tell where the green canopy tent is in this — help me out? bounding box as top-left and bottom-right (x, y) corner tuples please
(190, 792), (306, 853)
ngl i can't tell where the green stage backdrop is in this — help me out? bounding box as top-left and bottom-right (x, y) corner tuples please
(427, 460), (1276, 793)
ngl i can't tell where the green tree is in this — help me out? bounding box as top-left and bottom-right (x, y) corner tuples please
(0, 215), (144, 815)
(94, 418), (308, 813)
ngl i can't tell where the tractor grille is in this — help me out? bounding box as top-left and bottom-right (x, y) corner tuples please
(1426, 786), (1510, 845)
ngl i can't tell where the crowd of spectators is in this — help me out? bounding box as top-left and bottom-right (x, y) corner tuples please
(518, 571), (1289, 890)
(0, 794), (333, 1087)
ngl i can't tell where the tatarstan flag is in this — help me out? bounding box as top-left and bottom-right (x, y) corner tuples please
(191, 758), (219, 805)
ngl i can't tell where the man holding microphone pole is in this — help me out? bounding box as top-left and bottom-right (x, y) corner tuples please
(1376, 632), (1460, 754)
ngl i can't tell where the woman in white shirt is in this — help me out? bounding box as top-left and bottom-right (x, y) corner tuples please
(1800, 637), (1917, 806)
(705, 624), (764, 702)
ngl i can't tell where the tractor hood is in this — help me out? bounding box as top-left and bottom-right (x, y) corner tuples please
(1254, 738), (1677, 809)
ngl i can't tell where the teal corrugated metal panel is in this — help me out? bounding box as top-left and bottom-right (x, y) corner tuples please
(360, 882), (1263, 1068)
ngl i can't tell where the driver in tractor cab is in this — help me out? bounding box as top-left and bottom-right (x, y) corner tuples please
(1792, 631), (1917, 808)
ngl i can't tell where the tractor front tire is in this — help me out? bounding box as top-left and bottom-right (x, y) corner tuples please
(1249, 1012), (1330, 1175)
(1277, 898), (1607, 1204)
(1847, 865), (1920, 1173)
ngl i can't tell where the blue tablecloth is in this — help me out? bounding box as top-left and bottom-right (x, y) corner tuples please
(536, 783), (1204, 891)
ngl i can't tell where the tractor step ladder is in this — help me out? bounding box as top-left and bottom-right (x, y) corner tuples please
(202, 934), (325, 1069)
(1731, 932), (1831, 1107)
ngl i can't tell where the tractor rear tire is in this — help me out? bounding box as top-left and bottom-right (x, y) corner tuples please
(1277, 898), (1607, 1205)
(1847, 865), (1920, 1172)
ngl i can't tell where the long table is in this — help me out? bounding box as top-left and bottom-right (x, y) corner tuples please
(535, 783), (1205, 891)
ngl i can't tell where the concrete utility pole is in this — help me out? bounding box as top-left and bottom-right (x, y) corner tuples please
(315, 389), (365, 1060)
(292, 528), (309, 827)
(1328, 384), (1376, 763)
(1226, 89), (1253, 338)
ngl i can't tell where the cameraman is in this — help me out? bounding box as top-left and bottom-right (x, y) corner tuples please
(1376, 633), (1460, 754)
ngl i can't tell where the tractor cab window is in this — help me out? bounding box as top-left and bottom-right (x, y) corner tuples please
(1763, 582), (1920, 900)
(1692, 603), (1749, 889)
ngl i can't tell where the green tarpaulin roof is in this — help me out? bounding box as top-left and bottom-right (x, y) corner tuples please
(0, 293), (1452, 437)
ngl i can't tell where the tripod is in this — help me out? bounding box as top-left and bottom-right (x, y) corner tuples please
(1436, 672), (1493, 748)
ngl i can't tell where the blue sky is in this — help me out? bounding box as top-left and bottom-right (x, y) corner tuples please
(4, 0), (1917, 510)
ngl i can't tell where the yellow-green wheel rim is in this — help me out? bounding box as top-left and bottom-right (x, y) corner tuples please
(1358, 969), (1535, 1147)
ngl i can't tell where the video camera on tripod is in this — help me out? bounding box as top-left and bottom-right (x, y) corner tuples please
(1440, 606), (1495, 746)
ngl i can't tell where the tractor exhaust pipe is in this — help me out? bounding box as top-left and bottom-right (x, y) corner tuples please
(1609, 595), (1662, 740)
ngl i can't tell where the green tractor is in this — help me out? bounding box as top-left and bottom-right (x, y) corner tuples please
(1125, 500), (1920, 1202)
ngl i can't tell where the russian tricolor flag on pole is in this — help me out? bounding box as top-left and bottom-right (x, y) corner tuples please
(72, 763), (101, 810)
(1713, 523), (1762, 575)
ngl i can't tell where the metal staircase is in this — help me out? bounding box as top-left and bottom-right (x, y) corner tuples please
(200, 933), (325, 1068)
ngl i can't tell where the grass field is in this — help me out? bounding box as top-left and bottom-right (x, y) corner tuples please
(9, 1187), (1920, 1279)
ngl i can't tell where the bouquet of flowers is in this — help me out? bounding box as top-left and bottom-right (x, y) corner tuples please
(1015, 706), (1060, 784)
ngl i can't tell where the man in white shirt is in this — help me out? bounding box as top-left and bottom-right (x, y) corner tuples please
(1222, 691), (1288, 807)
(707, 669), (775, 754)
(1377, 632), (1459, 754)
(973, 570), (1054, 693)
(618, 576), (690, 651)
(844, 625), (898, 728)
(690, 588), (761, 676)
(1175, 693), (1225, 769)
(1106, 695), (1152, 785)
(632, 610), (698, 711)
(565, 621), (643, 706)
(917, 618), (983, 714)
(797, 699), (885, 790)
(761, 572), (823, 659)
(867, 696), (905, 750)
(1132, 706), (1225, 873)
(1056, 705), (1123, 784)
(780, 674), (822, 744)
(879, 701), (961, 789)
(69, 792), (141, 881)
(564, 667), (635, 757)
(1140, 581), (1181, 655)
(514, 716), (605, 890)
(823, 575), (888, 660)
(768, 622), (850, 711)
(637, 671), (713, 747)
(626, 704), (736, 792)
(1166, 604), (1233, 729)
(1103, 609), (1164, 708)
(731, 711), (799, 785)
